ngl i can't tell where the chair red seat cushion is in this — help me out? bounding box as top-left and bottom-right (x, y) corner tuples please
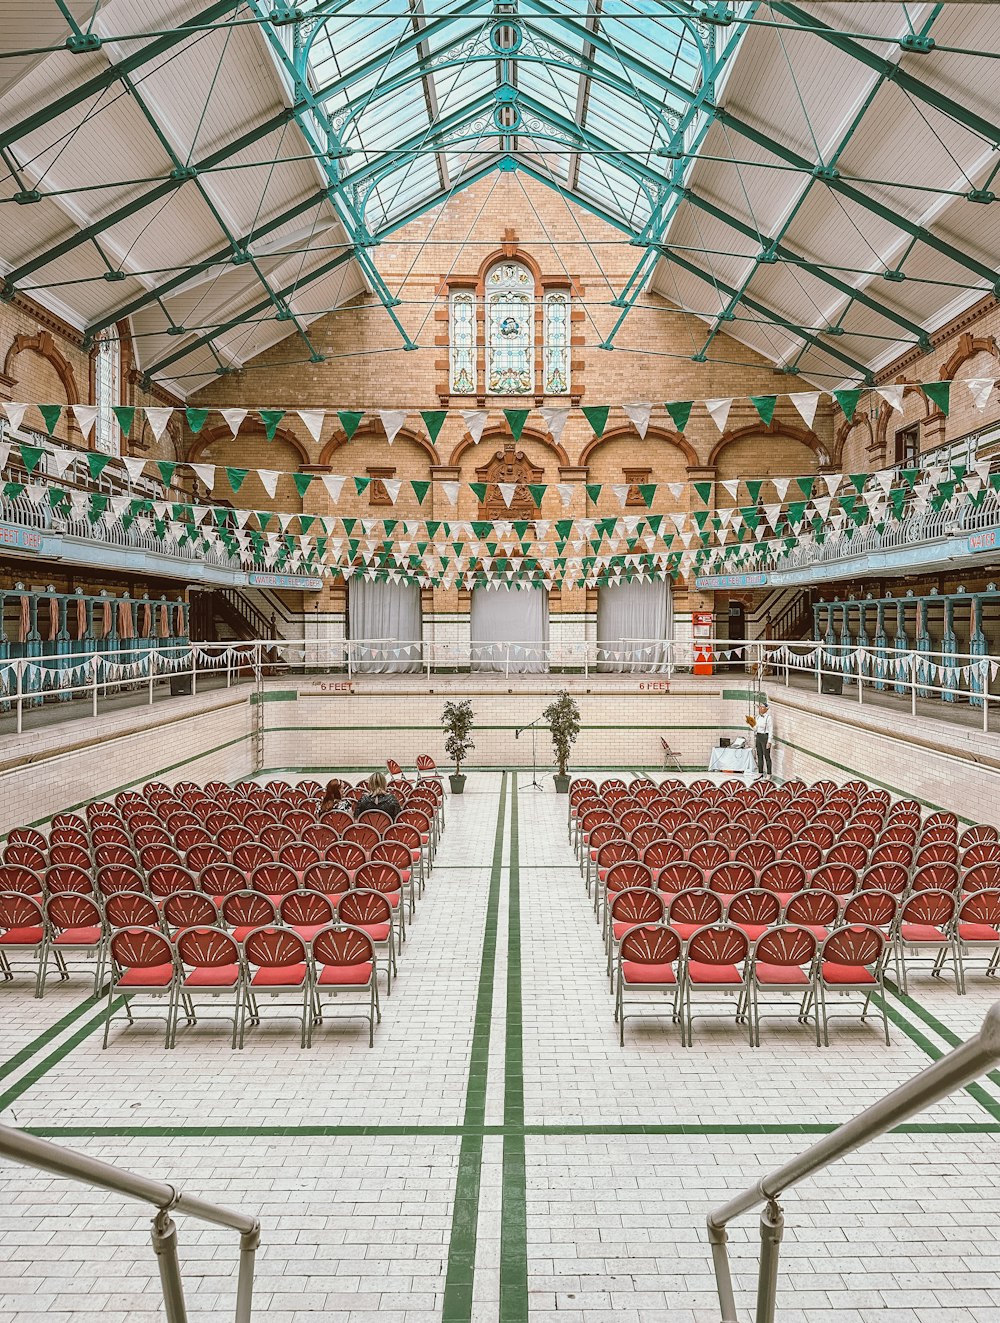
(317, 962), (373, 986)
(231, 926), (258, 942)
(0, 926), (44, 945)
(734, 923), (770, 941)
(821, 962), (875, 985)
(755, 962), (809, 986)
(290, 923), (328, 941)
(958, 922), (1000, 941)
(357, 921), (392, 942)
(251, 964), (307, 986)
(118, 963), (174, 987)
(670, 921), (704, 941)
(184, 965), (240, 987)
(901, 923), (948, 943)
(613, 919), (647, 940)
(687, 961), (742, 984)
(621, 961), (676, 985)
(55, 927), (101, 945)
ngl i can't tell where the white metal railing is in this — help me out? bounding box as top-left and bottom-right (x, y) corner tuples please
(1, 636), (998, 733)
(0, 1123), (260, 1323)
(707, 1001), (1000, 1323)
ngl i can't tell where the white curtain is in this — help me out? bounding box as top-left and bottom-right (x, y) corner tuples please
(470, 585), (549, 673)
(348, 579), (422, 673)
(596, 579), (672, 672)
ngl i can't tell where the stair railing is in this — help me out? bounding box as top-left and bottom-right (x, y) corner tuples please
(707, 1001), (1000, 1323)
(0, 1123), (261, 1322)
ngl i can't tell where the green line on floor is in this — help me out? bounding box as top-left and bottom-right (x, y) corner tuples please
(441, 771), (508, 1323)
(501, 774), (528, 1323)
(0, 988), (107, 1082)
(0, 1002), (121, 1115)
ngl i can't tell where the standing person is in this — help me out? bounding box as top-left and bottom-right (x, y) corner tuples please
(751, 700), (774, 778)
(355, 771), (401, 821)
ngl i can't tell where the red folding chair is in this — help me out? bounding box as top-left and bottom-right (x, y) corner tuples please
(221, 891), (277, 942)
(302, 861), (351, 898)
(0, 893), (47, 995)
(7, 827), (46, 851)
(200, 862), (247, 900)
(745, 925), (819, 1047)
(138, 844), (184, 872)
(337, 890), (398, 991)
(97, 864), (145, 899)
(688, 840), (730, 872)
(44, 864), (93, 897)
(843, 889), (898, 942)
(3, 842), (46, 872)
(870, 841), (914, 869)
(104, 891), (161, 932)
(172, 927), (243, 1049)
(283, 810), (315, 837)
(911, 862), (959, 893)
(185, 843), (228, 873)
(614, 923), (683, 1046)
(959, 824), (999, 850)
(239, 927), (312, 1048)
(827, 841), (869, 871)
(278, 842), (322, 884)
(94, 842), (140, 870)
(783, 841), (822, 873)
(811, 925), (889, 1046)
(311, 925), (380, 1047)
(355, 861), (407, 937)
(655, 860), (703, 903)
(955, 889), (1000, 992)
(915, 842), (958, 868)
(162, 891), (219, 933)
(965, 861), (1000, 893)
(862, 862), (909, 897)
(725, 889), (781, 941)
(0, 864), (43, 896)
(760, 823), (796, 852)
(148, 865), (197, 901)
(601, 861), (652, 939)
(668, 889), (724, 940)
(680, 924), (751, 1046)
(327, 840), (367, 886)
(784, 889), (840, 940)
(759, 860), (807, 906)
(810, 862), (860, 901)
(707, 862), (756, 898)
(606, 887), (665, 982)
(278, 889), (335, 941)
(734, 840), (777, 876)
(895, 889), (959, 992)
(102, 927), (176, 1048)
(232, 843), (275, 873)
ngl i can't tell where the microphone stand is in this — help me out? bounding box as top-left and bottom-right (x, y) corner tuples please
(514, 713), (548, 791)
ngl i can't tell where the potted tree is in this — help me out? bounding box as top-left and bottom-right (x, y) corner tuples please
(442, 699), (475, 794)
(544, 689), (580, 794)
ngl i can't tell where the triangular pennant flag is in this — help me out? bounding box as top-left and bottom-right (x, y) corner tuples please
(338, 410), (364, 440)
(557, 483), (574, 509)
(498, 482), (517, 508)
(291, 409), (324, 445)
(623, 402), (652, 438)
(460, 410), (487, 445)
(876, 384), (905, 413)
(123, 456), (146, 484)
(379, 410), (408, 445)
(504, 409), (530, 442)
(772, 477), (790, 501)
(381, 479), (401, 503)
(923, 381), (951, 416)
(693, 481), (713, 504)
(833, 389), (863, 422)
(48, 448), (75, 479)
(822, 472), (842, 496)
(439, 480), (459, 506)
(87, 452), (112, 481)
(258, 409), (285, 440)
(144, 407), (173, 442)
(3, 402), (29, 432)
(540, 406), (570, 446)
(190, 463), (215, 489)
(420, 410), (447, 444)
(788, 392), (820, 429)
(258, 470), (280, 499)
(965, 377), (995, 410)
(586, 484), (602, 504)
(292, 473), (314, 499)
(218, 407), (248, 436)
(185, 408), (209, 434)
(69, 404), (98, 439)
(664, 400), (693, 433)
(38, 404), (62, 435)
(582, 405), (610, 438)
(705, 398), (732, 432)
(750, 395), (777, 426)
(720, 479), (740, 502)
(411, 480), (430, 505)
(226, 467), (249, 494)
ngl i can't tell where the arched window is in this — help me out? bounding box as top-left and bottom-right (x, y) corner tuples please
(448, 259), (571, 397)
(93, 328), (120, 456)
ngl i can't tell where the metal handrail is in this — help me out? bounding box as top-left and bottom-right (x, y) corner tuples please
(706, 1001), (1000, 1323)
(0, 1122), (260, 1322)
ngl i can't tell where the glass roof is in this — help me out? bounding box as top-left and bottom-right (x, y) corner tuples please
(299, 0), (715, 236)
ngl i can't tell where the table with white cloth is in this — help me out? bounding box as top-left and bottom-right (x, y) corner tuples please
(708, 745), (756, 773)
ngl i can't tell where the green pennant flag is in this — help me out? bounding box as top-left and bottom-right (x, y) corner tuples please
(185, 408), (209, 434)
(746, 480), (762, 505)
(797, 476), (815, 500)
(901, 468), (920, 488)
(849, 473), (868, 494)
(923, 380), (951, 416)
(87, 453), (111, 481)
(638, 484), (656, 508)
(693, 481), (712, 504)
(36, 404), (61, 435)
(226, 467), (249, 494)
(586, 484), (602, 504)
(88, 492), (108, 519)
(528, 484), (546, 509)
(582, 405), (610, 438)
(693, 510), (710, 531)
(293, 473), (314, 498)
(156, 461), (176, 487)
(3, 482), (24, 501)
(750, 395), (777, 426)
(258, 409), (285, 440)
(470, 482), (487, 502)
(383, 519), (397, 537)
(664, 400), (693, 433)
(833, 388), (863, 422)
(426, 521), (441, 539)
(555, 519), (573, 539)
(342, 518), (356, 535)
(20, 443), (43, 474)
(646, 513), (663, 534)
(888, 488), (907, 520)
(49, 487), (69, 509)
(113, 406), (135, 437)
(257, 511), (272, 531)
(338, 410), (364, 440)
(411, 480), (430, 504)
(354, 477), (371, 495)
(420, 410), (447, 444)
(473, 521), (492, 537)
(504, 409), (530, 442)
(786, 501), (807, 527)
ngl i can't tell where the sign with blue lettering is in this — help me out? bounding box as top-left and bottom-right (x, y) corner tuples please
(0, 521), (42, 554)
(248, 572), (323, 590)
(694, 572), (769, 590)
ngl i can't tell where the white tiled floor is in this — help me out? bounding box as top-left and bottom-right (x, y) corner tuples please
(1, 770), (999, 1323)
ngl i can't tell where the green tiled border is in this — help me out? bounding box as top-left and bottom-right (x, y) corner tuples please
(501, 776), (527, 1323)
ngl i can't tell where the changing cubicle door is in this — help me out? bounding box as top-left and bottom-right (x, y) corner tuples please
(596, 580), (672, 672)
(470, 585), (549, 673)
(347, 579), (422, 673)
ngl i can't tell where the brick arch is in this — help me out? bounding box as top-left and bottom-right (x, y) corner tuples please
(835, 414), (873, 469)
(940, 331), (1000, 381)
(185, 424), (312, 467)
(4, 330), (81, 428)
(578, 424), (698, 469)
(319, 425), (439, 467)
(708, 420), (827, 469)
(448, 423), (569, 467)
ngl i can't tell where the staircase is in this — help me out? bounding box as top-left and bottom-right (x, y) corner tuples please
(190, 588), (276, 643)
(762, 588), (816, 642)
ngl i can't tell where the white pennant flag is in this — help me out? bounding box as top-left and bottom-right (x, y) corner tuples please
(439, 481), (460, 506)
(321, 474), (345, 503)
(461, 410), (488, 445)
(965, 377), (996, 410)
(497, 483), (517, 507)
(540, 407), (570, 446)
(788, 392), (820, 430)
(48, 447), (76, 479)
(612, 484), (631, 508)
(0, 443), (11, 473)
(876, 384), (905, 413)
(258, 470), (280, 499)
(296, 410), (325, 444)
(557, 483), (574, 509)
(144, 407), (173, 442)
(771, 477), (790, 501)
(704, 398), (732, 433)
(379, 410), (408, 445)
(382, 479), (402, 504)
(874, 470), (894, 494)
(668, 482), (685, 500)
(71, 404), (99, 439)
(720, 479), (740, 501)
(124, 456), (147, 484)
(190, 464), (216, 489)
(623, 401), (652, 438)
(822, 473), (842, 496)
(812, 496), (832, 520)
(3, 402), (29, 432)
(220, 408), (249, 436)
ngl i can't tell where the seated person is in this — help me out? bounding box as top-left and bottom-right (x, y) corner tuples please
(319, 778), (352, 815)
(355, 771), (400, 821)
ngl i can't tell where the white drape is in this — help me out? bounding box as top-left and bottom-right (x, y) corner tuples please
(348, 579), (422, 673)
(470, 585), (549, 673)
(596, 580), (672, 672)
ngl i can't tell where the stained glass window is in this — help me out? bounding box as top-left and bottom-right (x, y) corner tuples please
(544, 291), (570, 395)
(93, 329), (120, 456)
(486, 261), (533, 396)
(449, 290), (476, 395)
